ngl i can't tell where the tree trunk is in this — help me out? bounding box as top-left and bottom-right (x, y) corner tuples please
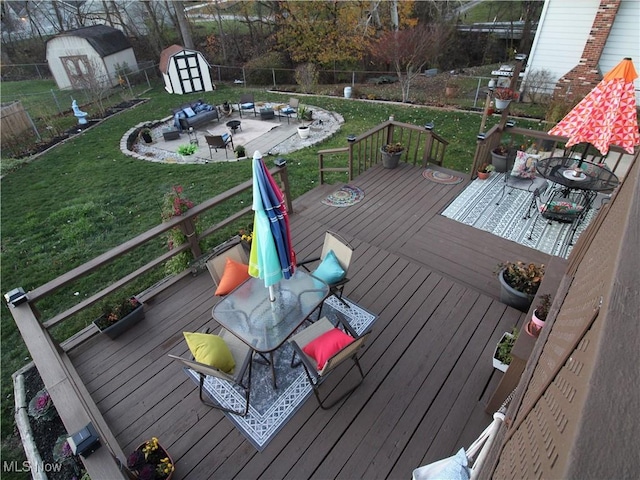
(173, 0), (194, 49)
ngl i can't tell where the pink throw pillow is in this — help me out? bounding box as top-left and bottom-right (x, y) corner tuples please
(303, 328), (354, 371)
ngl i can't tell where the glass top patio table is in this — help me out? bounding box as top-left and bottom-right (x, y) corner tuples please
(536, 157), (619, 193)
(211, 269), (329, 353)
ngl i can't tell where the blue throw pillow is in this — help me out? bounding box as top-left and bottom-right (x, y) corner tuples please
(183, 107), (196, 118)
(313, 250), (346, 284)
(241, 102), (254, 109)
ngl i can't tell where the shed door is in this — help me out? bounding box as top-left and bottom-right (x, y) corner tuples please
(174, 52), (203, 93)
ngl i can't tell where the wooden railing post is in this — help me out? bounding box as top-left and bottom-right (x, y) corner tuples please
(180, 217), (202, 259)
(276, 165), (294, 213)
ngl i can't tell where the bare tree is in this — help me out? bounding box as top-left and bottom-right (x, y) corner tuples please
(371, 25), (452, 102)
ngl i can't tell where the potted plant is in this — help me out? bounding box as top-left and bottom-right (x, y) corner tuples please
(493, 87), (519, 110)
(477, 163), (495, 180)
(527, 293), (551, 337)
(297, 104), (311, 139)
(139, 127), (153, 144)
(177, 144), (197, 156)
(380, 142), (404, 169)
(491, 144), (510, 172)
(493, 327), (519, 372)
(127, 436), (174, 479)
(234, 144), (246, 159)
(94, 296), (144, 339)
(496, 261), (545, 312)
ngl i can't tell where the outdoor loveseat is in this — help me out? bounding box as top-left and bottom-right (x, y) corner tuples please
(171, 100), (219, 130)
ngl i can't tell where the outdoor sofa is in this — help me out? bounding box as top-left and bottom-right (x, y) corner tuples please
(171, 99), (219, 130)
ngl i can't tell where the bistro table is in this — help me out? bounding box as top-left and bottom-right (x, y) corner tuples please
(212, 269), (329, 388)
(535, 156), (619, 210)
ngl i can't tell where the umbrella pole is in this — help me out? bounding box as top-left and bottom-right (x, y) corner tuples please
(269, 285), (276, 302)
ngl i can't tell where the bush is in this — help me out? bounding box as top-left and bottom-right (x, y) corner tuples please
(244, 52), (288, 86)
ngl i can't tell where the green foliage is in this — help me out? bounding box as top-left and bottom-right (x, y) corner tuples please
(177, 144), (197, 156)
(244, 51), (288, 86)
(495, 328), (519, 365)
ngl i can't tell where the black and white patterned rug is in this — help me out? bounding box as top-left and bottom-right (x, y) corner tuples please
(184, 296), (376, 451)
(441, 173), (601, 258)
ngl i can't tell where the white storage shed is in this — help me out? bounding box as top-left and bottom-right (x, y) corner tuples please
(46, 25), (137, 91)
(160, 45), (215, 95)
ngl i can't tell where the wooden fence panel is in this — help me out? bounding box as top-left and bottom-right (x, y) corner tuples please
(1, 101), (34, 142)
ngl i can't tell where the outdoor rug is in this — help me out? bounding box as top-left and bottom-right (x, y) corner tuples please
(321, 185), (365, 207)
(422, 168), (464, 185)
(184, 296), (376, 451)
(441, 173), (599, 258)
(206, 118), (279, 147)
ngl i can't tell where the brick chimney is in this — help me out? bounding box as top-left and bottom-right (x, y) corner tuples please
(555, 0), (622, 98)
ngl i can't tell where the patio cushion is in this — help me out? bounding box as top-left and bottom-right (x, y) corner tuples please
(183, 107), (196, 118)
(241, 102), (254, 109)
(511, 151), (539, 179)
(303, 328), (354, 370)
(215, 257), (250, 296)
(183, 332), (235, 373)
(312, 250), (345, 284)
(540, 200), (584, 215)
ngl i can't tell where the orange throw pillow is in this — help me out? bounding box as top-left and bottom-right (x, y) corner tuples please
(214, 258), (250, 295)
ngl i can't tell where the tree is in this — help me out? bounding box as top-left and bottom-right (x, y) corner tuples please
(274, 1), (374, 67)
(370, 25), (451, 102)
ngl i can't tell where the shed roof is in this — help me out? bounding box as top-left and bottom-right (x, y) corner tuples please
(159, 44), (210, 74)
(50, 25), (131, 57)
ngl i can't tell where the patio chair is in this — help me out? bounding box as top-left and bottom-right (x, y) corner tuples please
(205, 236), (250, 295)
(237, 94), (257, 118)
(527, 187), (586, 255)
(495, 149), (549, 214)
(279, 98), (299, 123)
(289, 316), (369, 409)
(297, 231), (353, 312)
(168, 328), (253, 415)
(205, 134), (234, 159)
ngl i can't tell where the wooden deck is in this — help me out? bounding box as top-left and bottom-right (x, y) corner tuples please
(68, 162), (551, 479)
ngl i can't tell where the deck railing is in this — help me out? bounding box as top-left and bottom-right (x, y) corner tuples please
(5, 165), (292, 480)
(317, 119), (449, 184)
(472, 124), (636, 180)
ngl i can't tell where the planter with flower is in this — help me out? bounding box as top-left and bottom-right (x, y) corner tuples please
(496, 261), (545, 312)
(493, 327), (519, 372)
(239, 226), (253, 252)
(490, 143), (510, 172)
(477, 163), (495, 180)
(297, 104), (312, 139)
(380, 142), (404, 169)
(28, 388), (56, 422)
(94, 296), (144, 339)
(162, 185), (198, 275)
(527, 293), (551, 337)
(127, 437), (174, 480)
(493, 87), (519, 110)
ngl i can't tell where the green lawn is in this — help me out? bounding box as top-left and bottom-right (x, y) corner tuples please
(0, 81), (541, 469)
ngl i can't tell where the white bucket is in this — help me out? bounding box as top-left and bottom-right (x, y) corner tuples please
(344, 86), (352, 99)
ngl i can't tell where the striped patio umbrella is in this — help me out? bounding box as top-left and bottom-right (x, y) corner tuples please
(548, 57), (639, 155)
(248, 151), (295, 301)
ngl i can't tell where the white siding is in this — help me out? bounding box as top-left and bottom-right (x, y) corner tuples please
(599, 0), (640, 104)
(104, 50), (138, 87)
(525, 0), (600, 93)
(46, 36), (105, 90)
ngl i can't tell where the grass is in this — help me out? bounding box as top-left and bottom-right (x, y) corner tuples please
(0, 79), (543, 471)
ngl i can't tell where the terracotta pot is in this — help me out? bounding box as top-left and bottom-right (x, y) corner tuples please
(477, 171), (490, 180)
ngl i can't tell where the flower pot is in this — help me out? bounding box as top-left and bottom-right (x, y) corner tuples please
(493, 332), (514, 372)
(498, 268), (534, 312)
(129, 440), (174, 479)
(491, 150), (508, 172)
(477, 171), (490, 180)
(494, 98), (511, 110)
(298, 126), (310, 139)
(526, 309), (546, 337)
(381, 148), (403, 169)
(94, 304), (145, 340)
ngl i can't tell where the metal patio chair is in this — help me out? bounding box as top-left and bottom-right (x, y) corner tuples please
(237, 93), (257, 118)
(205, 133), (234, 159)
(204, 236), (249, 291)
(168, 328), (253, 416)
(495, 149), (549, 213)
(289, 316), (369, 409)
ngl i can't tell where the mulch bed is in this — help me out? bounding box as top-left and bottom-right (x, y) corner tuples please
(22, 367), (86, 479)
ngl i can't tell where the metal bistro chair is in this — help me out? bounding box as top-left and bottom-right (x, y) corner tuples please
(289, 315), (369, 409)
(168, 328), (253, 416)
(205, 133), (234, 159)
(237, 93), (257, 118)
(495, 149), (549, 216)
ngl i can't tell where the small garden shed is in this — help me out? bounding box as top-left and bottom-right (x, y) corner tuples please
(159, 45), (215, 95)
(46, 25), (137, 90)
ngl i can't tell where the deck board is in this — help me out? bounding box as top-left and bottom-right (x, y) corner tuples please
(67, 162), (550, 479)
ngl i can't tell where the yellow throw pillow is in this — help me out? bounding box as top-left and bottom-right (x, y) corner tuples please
(183, 332), (235, 374)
